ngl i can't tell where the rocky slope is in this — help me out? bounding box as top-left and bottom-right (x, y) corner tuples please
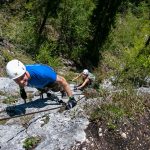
(0, 77), (150, 150)
(0, 78), (89, 150)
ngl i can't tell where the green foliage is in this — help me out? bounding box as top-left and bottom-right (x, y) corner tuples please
(36, 41), (62, 68)
(57, 0), (95, 60)
(0, 1), (38, 55)
(100, 1), (150, 86)
(90, 104), (125, 126)
(89, 89), (148, 129)
(63, 71), (76, 81)
(1, 50), (13, 62)
(112, 90), (146, 116)
(20, 115), (34, 129)
(23, 136), (41, 150)
(0, 0), (149, 83)
(9, 17), (37, 53)
(2, 95), (19, 104)
(0, 120), (7, 125)
(0, 0), (61, 69)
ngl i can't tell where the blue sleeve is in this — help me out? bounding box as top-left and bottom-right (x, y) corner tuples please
(26, 64), (57, 89)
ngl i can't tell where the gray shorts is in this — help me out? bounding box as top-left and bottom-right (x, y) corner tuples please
(38, 82), (63, 93)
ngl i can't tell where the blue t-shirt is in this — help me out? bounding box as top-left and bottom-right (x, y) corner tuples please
(25, 64), (57, 89)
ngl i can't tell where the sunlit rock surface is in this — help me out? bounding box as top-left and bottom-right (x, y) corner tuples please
(0, 78), (88, 150)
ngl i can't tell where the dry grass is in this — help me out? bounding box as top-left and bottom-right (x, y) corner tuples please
(85, 88), (149, 129)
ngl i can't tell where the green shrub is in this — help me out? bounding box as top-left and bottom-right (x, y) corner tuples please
(36, 41), (62, 68)
(2, 50), (13, 62)
(2, 95), (19, 104)
(100, 1), (150, 86)
(23, 136), (41, 150)
(88, 88), (149, 129)
(90, 104), (125, 128)
(57, 0), (95, 60)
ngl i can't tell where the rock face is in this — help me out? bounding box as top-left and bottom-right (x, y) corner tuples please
(0, 77), (19, 93)
(0, 78), (89, 150)
(1, 77), (150, 150)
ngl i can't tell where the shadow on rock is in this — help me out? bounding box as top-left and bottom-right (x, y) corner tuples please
(6, 94), (61, 117)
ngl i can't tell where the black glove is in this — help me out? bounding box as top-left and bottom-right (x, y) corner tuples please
(65, 97), (77, 110)
(20, 88), (27, 101)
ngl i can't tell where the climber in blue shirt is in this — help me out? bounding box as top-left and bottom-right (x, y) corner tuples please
(6, 59), (77, 110)
(25, 64), (57, 89)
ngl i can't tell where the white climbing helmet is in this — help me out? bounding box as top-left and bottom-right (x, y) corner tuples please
(6, 59), (26, 79)
(83, 69), (89, 75)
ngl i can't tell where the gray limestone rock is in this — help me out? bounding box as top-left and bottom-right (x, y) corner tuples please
(0, 77), (88, 150)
